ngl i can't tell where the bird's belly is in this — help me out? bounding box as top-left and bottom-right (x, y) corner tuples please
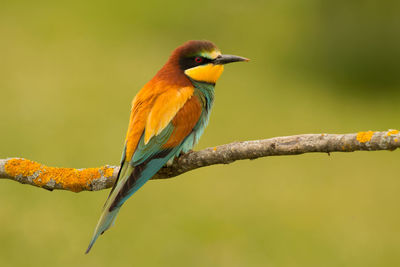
(171, 110), (211, 160)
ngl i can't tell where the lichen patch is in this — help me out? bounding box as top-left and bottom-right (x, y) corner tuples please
(356, 131), (374, 143)
(5, 158), (114, 192)
(387, 129), (399, 136)
(5, 158), (42, 177)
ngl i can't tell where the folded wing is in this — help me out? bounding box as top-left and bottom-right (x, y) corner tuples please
(86, 85), (202, 253)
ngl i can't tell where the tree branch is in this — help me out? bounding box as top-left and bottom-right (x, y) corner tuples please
(1, 130), (399, 192)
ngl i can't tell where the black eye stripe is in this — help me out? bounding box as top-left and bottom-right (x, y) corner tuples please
(179, 56), (213, 71)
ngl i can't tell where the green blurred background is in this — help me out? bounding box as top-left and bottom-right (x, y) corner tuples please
(1, 0), (399, 266)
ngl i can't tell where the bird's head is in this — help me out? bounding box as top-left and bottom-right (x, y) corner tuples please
(168, 40), (248, 84)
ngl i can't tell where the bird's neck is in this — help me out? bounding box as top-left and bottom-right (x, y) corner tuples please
(154, 62), (215, 110)
(190, 80), (215, 111)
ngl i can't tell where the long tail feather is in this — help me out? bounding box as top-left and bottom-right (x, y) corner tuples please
(85, 207), (120, 254)
(85, 162), (132, 254)
(85, 149), (175, 253)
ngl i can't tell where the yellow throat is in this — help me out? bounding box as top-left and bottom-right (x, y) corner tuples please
(184, 64), (224, 84)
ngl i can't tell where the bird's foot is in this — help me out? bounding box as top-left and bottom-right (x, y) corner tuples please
(165, 158), (174, 167)
(165, 150), (193, 167)
(179, 149), (193, 157)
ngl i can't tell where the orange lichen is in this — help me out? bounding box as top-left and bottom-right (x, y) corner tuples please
(99, 166), (114, 178)
(35, 167), (101, 192)
(387, 129), (399, 136)
(356, 131), (374, 143)
(213, 147), (217, 151)
(5, 158), (114, 192)
(5, 158), (42, 177)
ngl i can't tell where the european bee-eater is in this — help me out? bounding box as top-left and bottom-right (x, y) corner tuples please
(86, 40), (248, 253)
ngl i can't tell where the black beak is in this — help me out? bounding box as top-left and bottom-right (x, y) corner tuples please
(213, 54), (249, 65)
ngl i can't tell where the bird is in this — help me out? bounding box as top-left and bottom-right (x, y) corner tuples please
(85, 40), (248, 253)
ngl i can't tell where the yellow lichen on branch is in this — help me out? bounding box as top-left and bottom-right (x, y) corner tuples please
(4, 158), (114, 192)
(387, 129), (399, 136)
(356, 131), (375, 143)
(5, 158), (42, 177)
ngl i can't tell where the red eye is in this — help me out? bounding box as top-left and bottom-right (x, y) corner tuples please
(194, 57), (203, 63)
